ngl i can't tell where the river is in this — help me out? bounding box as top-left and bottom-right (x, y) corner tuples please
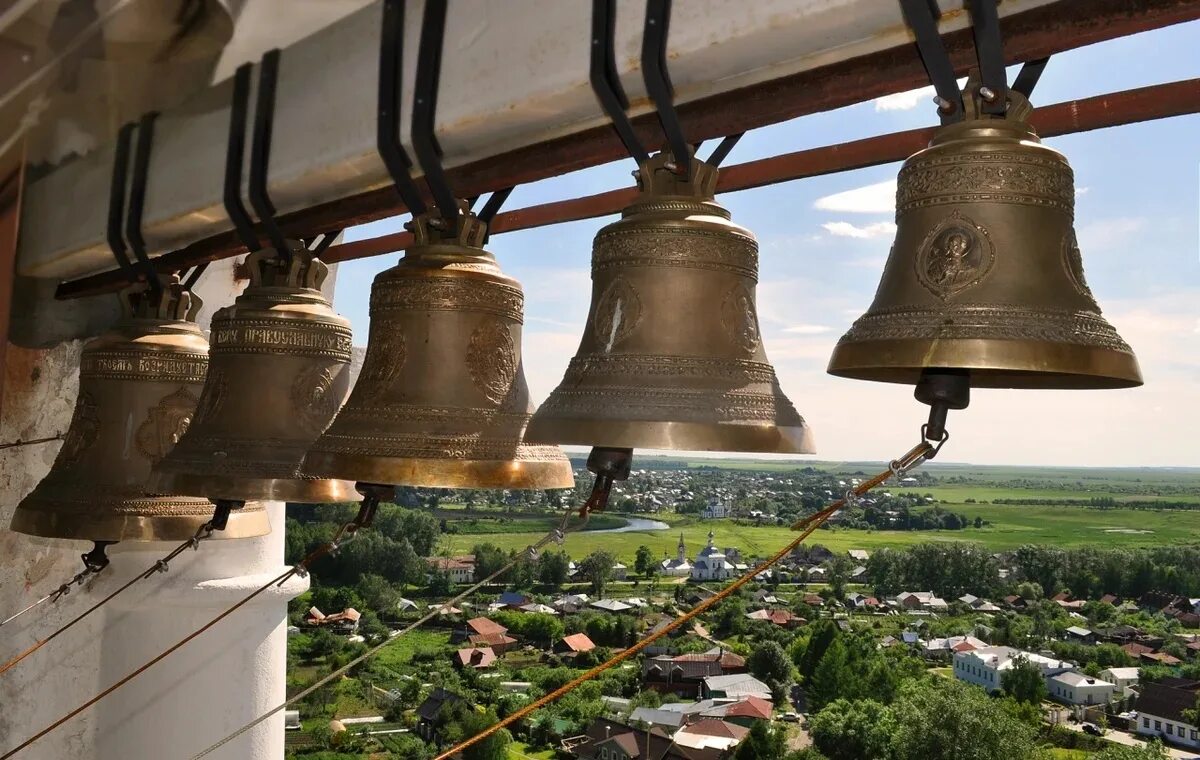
(590, 517), (670, 533)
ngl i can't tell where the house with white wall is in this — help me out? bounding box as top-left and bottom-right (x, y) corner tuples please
(1048, 672), (1116, 706)
(1100, 667), (1140, 697)
(952, 646), (1074, 693)
(1134, 678), (1200, 751)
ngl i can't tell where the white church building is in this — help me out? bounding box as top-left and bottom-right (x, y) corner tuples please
(691, 532), (736, 581)
(659, 534), (693, 577)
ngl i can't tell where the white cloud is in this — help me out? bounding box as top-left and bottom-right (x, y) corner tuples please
(873, 78), (967, 112)
(1075, 186), (1089, 195)
(783, 324), (833, 335)
(821, 221), (897, 239)
(813, 180), (897, 214)
(1076, 216), (1146, 253)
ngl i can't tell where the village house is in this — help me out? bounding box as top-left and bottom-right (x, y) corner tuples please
(923, 635), (988, 660)
(303, 607), (361, 634)
(642, 650), (747, 698)
(1048, 672), (1116, 706)
(1099, 666), (1140, 697)
(1065, 626), (1096, 644)
(462, 617), (519, 654)
(555, 633), (597, 657)
(894, 591), (949, 612)
(591, 599), (635, 614)
(953, 646), (1073, 693)
(1134, 678), (1200, 750)
(673, 719), (749, 752)
(745, 609), (804, 629)
(564, 717), (726, 760)
(454, 646), (497, 669)
(703, 674), (772, 701)
(415, 688), (466, 742)
(426, 555), (475, 584)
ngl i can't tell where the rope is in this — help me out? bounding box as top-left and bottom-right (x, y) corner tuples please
(0, 518), (360, 759)
(191, 509), (586, 759)
(432, 440), (934, 760)
(0, 434), (62, 451)
(0, 525), (213, 677)
(0, 556), (104, 630)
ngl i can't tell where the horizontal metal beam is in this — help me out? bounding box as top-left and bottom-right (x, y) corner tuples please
(52, 0), (1200, 299)
(189, 77), (1200, 267)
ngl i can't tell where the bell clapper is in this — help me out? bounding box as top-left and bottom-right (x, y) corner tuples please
(913, 369), (969, 458)
(580, 447), (634, 517)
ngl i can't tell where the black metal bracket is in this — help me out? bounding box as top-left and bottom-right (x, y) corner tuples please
(914, 369), (969, 450)
(249, 49), (291, 263)
(378, 0), (428, 218)
(967, 0), (1007, 115)
(581, 447), (634, 516)
(106, 122), (138, 282)
(899, 0), (964, 124)
(412, 0), (459, 229)
(591, 0), (647, 166)
(705, 133), (743, 168)
(225, 63), (261, 254)
(642, 0), (690, 178)
(1012, 56), (1049, 98)
(124, 112), (166, 297)
(478, 187), (512, 244)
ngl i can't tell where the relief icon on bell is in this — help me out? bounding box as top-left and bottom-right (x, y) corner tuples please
(302, 207), (574, 491)
(526, 151), (814, 455)
(11, 279), (270, 542)
(827, 81), (1142, 390)
(150, 244), (359, 504)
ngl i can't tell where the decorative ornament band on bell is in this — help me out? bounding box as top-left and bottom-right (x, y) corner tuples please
(150, 243), (359, 503)
(302, 208), (574, 490)
(11, 279), (270, 542)
(526, 151), (815, 454)
(828, 82), (1141, 390)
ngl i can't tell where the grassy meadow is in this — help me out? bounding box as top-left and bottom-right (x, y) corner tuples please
(441, 463), (1200, 563)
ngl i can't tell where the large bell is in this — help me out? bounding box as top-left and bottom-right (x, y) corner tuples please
(828, 85), (1141, 389)
(526, 153), (814, 453)
(151, 245), (359, 503)
(10, 280), (270, 541)
(303, 210), (574, 489)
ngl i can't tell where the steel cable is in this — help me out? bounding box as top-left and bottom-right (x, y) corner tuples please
(431, 441), (935, 760)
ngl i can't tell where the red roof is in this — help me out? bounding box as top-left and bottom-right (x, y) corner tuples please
(952, 641), (979, 653)
(560, 633), (596, 653)
(455, 647), (497, 668)
(469, 633), (517, 648)
(1122, 642), (1155, 656)
(724, 696), (773, 720)
(466, 617), (507, 637)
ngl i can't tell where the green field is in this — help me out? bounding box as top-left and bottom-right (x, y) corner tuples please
(443, 502), (1200, 564)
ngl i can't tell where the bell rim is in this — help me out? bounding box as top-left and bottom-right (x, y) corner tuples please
(524, 418), (816, 455)
(148, 470), (362, 504)
(301, 451), (575, 491)
(8, 502), (272, 542)
(827, 338), (1143, 389)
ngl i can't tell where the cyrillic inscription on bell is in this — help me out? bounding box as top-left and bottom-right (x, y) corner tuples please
(303, 210), (574, 490)
(11, 280), (270, 542)
(526, 152), (814, 454)
(150, 245), (359, 503)
(828, 84), (1141, 389)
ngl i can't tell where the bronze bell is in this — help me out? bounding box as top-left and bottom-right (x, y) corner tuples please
(10, 280), (270, 541)
(828, 84), (1141, 389)
(303, 209), (574, 489)
(526, 152), (814, 453)
(151, 245), (359, 503)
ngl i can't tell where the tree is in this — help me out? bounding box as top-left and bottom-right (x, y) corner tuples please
(634, 545), (656, 578)
(734, 720), (787, 760)
(1000, 655), (1047, 705)
(807, 638), (852, 711)
(749, 641), (793, 688)
(795, 620), (839, 681)
(304, 628), (346, 661)
(578, 551), (616, 596)
(809, 698), (897, 760)
(537, 550), (571, 588)
(891, 678), (1038, 760)
(357, 609), (389, 641)
(355, 573), (399, 612)
(473, 543), (509, 583)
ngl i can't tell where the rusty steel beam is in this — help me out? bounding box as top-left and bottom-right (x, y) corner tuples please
(320, 77), (1200, 264)
(54, 0), (1200, 299)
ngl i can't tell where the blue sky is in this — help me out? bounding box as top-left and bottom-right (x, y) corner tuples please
(334, 22), (1200, 467)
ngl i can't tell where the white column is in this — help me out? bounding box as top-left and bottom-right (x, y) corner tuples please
(90, 501), (307, 760)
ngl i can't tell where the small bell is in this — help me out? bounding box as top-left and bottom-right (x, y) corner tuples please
(11, 279), (270, 542)
(151, 244), (358, 503)
(828, 83), (1141, 390)
(303, 208), (574, 489)
(526, 152), (814, 454)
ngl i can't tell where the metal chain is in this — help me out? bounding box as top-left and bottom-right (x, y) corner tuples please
(0, 511), (375, 760)
(191, 508), (586, 759)
(432, 439), (937, 760)
(0, 547), (108, 630)
(0, 522), (215, 678)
